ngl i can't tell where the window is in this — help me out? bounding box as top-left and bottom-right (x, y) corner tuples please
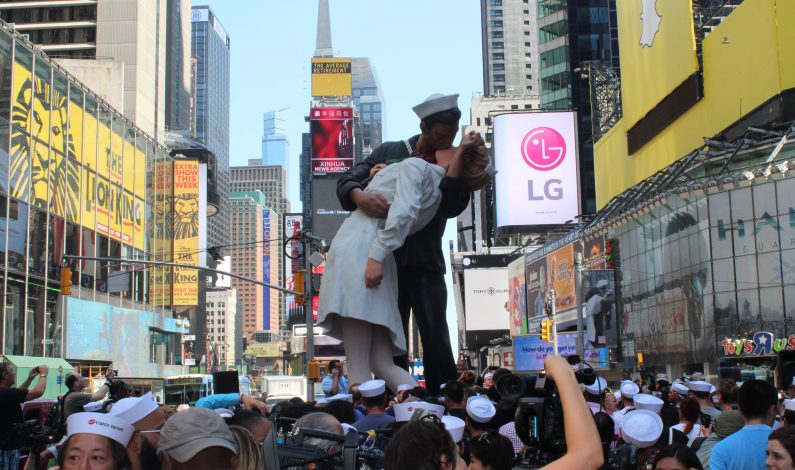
(492, 41), (504, 49)
(492, 52), (504, 61)
(493, 74), (505, 82)
(525, 104), (533, 109)
(490, 9), (502, 17)
(511, 105), (519, 110)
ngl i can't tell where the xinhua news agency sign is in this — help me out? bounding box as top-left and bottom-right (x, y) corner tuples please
(721, 331), (795, 356)
(493, 111), (581, 228)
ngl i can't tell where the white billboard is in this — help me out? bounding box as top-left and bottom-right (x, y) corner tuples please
(464, 268), (510, 331)
(493, 111), (581, 228)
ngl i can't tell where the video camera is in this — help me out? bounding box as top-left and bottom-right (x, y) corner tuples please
(495, 356), (597, 465)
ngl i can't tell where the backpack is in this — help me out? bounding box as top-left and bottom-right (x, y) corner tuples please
(690, 436), (708, 452)
(44, 391), (71, 441)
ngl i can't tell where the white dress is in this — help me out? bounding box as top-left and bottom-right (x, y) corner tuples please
(317, 158), (446, 355)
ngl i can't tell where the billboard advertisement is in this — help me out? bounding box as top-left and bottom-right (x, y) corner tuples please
(311, 176), (350, 243)
(583, 270), (618, 349)
(172, 160), (200, 306)
(263, 209), (271, 331)
(526, 256), (547, 320)
(493, 111), (580, 228)
(548, 244), (576, 312)
(283, 213), (303, 317)
(310, 107), (354, 173)
(311, 58), (352, 97)
(508, 257), (528, 336)
(463, 268), (510, 332)
(513, 333), (609, 371)
(583, 237), (606, 270)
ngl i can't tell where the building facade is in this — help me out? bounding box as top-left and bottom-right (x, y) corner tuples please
(261, 110), (289, 169)
(480, 0), (541, 96)
(351, 57), (384, 160)
(206, 288), (239, 370)
(191, 5), (230, 252)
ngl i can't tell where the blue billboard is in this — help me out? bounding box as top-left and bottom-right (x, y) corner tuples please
(513, 333), (609, 371)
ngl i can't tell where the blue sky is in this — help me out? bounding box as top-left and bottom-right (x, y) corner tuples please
(198, 0), (484, 356)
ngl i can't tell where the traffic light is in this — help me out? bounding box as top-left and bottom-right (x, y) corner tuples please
(307, 359), (321, 381)
(60, 265), (72, 295)
(294, 269), (306, 305)
(540, 319), (550, 342)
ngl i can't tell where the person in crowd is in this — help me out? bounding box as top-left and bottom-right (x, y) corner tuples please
(465, 396), (497, 441)
(766, 425), (795, 470)
(459, 371), (477, 388)
(58, 412), (133, 470)
(468, 430), (515, 470)
(783, 399), (795, 426)
(228, 425), (262, 470)
(670, 382), (689, 406)
(443, 380), (467, 420)
(611, 409), (665, 469)
(585, 376), (609, 414)
(333, 94), (481, 395)
(593, 412), (616, 469)
(656, 374), (671, 392)
(482, 372), (495, 391)
(715, 379), (737, 412)
(0, 363), (48, 467)
(63, 369), (115, 418)
(228, 409), (272, 444)
(689, 380), (721, 427)
(100, 380), (130, 413)
(660, 387), (682, 431)
(443, 415), (467, 458)
(158, 407), (238, 470)
(321, 360), (348, 397)
(352, 379), (395, 431)
(348, 383), (366, 419)
(605, 391), (620, 416)
(194, 390), (268, 414)
(324, 398), (357, 425)
(695, 409), (744, 470)
(385, 418), (468, 470)
(613, 381), (640, 427)
(295, 412), (344, 454)
(108, 392), (165, 470)
(711, 379), (778, 470)
(671, 397), (706, 445)
(497, 420), (524, 457)
(652, 443), (704, 470)
(396, 383), (413, 403)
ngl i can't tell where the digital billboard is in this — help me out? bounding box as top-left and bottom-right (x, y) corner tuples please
(283, 213), (303, 320)
(311, 58), (352, 97)
(493, 111), (580, 228)
(310, 107), (354, 173)
(513, 333), (609, 371)
(311, 176), (350, 243)
(508, 257), (528, 336)
(464, 267), (510, 332)
(172, 160), (200, 306)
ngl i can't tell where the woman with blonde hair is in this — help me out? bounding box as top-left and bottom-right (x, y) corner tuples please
(229, 425), (262, 470)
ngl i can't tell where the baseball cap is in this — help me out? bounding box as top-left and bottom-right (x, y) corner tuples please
(158, 407), (237, 462)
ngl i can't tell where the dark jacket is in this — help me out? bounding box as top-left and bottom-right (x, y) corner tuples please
(336, 134), (470, 273)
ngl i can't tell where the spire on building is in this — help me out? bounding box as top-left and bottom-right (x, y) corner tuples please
(314, 0), (333, 57)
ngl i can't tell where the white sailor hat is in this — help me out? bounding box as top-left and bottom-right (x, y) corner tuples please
(442, 415), (466, 443)
(214, 408), (234, 419)
(785, 398), (795, 413)
(393, 401), (445, 423)
(341, 423), (357, 434)
(466, 396), (496, 423)
(83, 401), (103, 412)
(620, 381), (640, 398)
(412, 93), (459, 119)
(109, 392), (160, 425)
(710, 385), (717, 395)
(584, 377), (607, 396)
(688, 380), (712, 393)
(67, 412), (134, 447)
(328, 393), (353, 403)
(397, 384), (414, 393)
(672, 383), (690, 396)
(633, 394), (664, 414)
(690, 372), (705, 381)
(360, 379), (386, 398)
(484, 372), (494, 381)
(613, 390), (622, 401)
(620, 409), (663, 449)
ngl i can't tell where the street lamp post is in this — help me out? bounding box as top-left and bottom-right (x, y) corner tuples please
(176, 316), (191, 375)
(282, 347), (289, 375)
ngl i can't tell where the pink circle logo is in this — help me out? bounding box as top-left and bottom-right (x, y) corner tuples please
(521, 127), (567, 171)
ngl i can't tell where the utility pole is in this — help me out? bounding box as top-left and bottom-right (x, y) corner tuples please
(574, 252), (584, 357)
(545, 290), (558, 353)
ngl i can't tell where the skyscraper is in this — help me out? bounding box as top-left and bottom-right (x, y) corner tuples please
(262, 110), (290, 168)
(351, 58), (385, 160)
(480, 0), (541, 96)
(191, 5), (231, 251)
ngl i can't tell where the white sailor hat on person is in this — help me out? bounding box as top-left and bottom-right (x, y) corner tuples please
(688, 380), (712, 393)
(620, 410), (663, 449)
(67, 412), (134, 447)
(393, 402), (445, 423)
(397, 384), (414, 393)
(466, 396), (496, 423)
(672, 383), (690, 396)
(620, 381), (640, 398)
(690, 372), (705, 381)
(359, 379), (386, 398)
(83, 401), (103, 412)
(442, 416), (466, 443)
(328, 393), (353, 403)
(614, 391), (622, 401)
(412, 93), (459, 119)
(584, 377), (607, 396)
(109, 392), (160, 425)
(710, 385), (717, 395)
(633, 394), (664, 414)
(785, 399), (795, 413)
(484, 372), (494, 381)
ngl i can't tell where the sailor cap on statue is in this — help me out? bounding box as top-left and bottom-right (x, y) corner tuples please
(442, 416), (466, 443)
(109, 392), (159, 425)
(83, 401), (103, 412)
(328, 393), (353, 403)
(360, 379), (386, 398)
(585, 377), (607, 396)
(688, 380), (712, 393)
(785, 399), (795, 413)
(672, 383), (690, 396)
(397, 384), (413, 393)
(620, 381), (640, 398)
(634, 394), (664, 414)
(412, 93), (459, 119)
(393, 401), (445, 422)
(466, 396), (496, 423)
(620, 410), (663, 449)
(67, 412), (134, 447)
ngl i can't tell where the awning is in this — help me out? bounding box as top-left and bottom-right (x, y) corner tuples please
(2, 355), (75, 399)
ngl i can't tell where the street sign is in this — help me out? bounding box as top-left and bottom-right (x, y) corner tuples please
(185, 359), (196, 366)
(292, 324), (327, 337)
(182, 334), (196, 342)
(56, 376), (63, 384)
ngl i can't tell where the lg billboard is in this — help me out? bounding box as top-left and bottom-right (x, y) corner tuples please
(493, 112), (580, 228)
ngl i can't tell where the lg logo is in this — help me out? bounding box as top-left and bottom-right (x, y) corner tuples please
(521, 127), (566, 201)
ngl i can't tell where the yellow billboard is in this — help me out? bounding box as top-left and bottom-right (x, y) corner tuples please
(149, 160), (173, 307)
(172, 160), (200, 306)
(311, 58), (352, 97)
